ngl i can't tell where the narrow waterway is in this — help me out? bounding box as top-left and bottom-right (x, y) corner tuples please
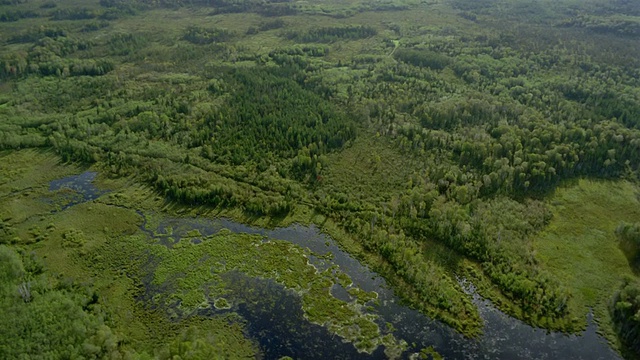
(52, 171), (622, 360)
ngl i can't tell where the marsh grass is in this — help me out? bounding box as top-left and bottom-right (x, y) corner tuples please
(0, 150), (257, 356)
(147, 228), (403, 353)
(534, 179), (640, 347)
(1, 0), (640, 354)
(0, 149), (407, 355)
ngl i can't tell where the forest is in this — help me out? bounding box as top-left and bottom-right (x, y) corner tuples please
(0, 0), (639, 358)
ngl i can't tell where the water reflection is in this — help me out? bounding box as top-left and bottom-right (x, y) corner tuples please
(48, 174), (622, 359)
(151, 218), (621, 359)
(200, 271), (387, 360)
(48, 171), (107, 210)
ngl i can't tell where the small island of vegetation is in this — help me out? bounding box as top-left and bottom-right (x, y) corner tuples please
(1, 0), (639, 358)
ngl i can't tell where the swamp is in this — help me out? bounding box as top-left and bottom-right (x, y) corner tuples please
(1, 0), (639, 358)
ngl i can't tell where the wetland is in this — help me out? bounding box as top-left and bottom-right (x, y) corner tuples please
(1, 0), (640, 358)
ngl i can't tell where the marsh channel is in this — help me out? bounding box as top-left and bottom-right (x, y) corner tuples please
(52, 172), (620, 360)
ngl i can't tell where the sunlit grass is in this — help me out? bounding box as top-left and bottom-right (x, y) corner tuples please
(534, 179), (640, 344)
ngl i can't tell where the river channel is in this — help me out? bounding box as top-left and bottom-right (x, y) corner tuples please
(51, 172), (622, 360)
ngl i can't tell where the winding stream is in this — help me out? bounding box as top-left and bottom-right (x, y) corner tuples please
(52, 172), (621, 359)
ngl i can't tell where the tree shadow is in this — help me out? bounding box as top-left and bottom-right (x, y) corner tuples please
(628, 256), (640, 276)
(618, 242), (640, 276)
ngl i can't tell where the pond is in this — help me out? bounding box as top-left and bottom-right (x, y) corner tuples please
(48, 171), (108, 210)
(52, 171), (622, 359)
(150, 217), (620, 360)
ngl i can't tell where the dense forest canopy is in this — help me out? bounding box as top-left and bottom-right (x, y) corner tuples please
(1, 0), (640, 358)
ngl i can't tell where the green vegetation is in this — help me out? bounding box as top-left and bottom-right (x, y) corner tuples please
(0, 151), (259, 358)
(617, 221), (640, 271)
(611, 278), (640, 357)
(1, 0), (640, 357)
(533, 180), (640, 346)
(0, 150), (405, 357)
(286, 25), (378, 43)
(0, 245), (123, 359)
(148, 230), (403, 354)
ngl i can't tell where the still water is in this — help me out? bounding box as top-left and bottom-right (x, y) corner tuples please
(52, 171), (621, 360)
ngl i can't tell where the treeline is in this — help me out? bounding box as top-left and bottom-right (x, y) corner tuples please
(258, 18), (285, 31)
(0, 245), (125, 358)
(183, 25), (233, 45)
(617, 222), (640, 270)
(101, 0), (298, 17)
(268, 45), (329, 58)
(394, 100), (640, 197)
(394, 48), (452, 70)
(0, 0), (26, 5)
(558, 15), (640, 38)
(1, 34), (113, 79)
(0, 63), (354, 215)
(200, 67), (355, 170)
(0, 1), (140, 23)
(50, 7), (98, 21)
(286, 25), (377, 43)
(611, 278), (640, 356)
(154, 171), (293, 217)
(7, 26), (67, 44)
(617, 222), (640, 246)
(0, 9), (38, 22)
(96, 0), (394, 18)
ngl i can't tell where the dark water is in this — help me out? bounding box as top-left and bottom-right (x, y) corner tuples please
(48, 171), (107, 210)
(148, 217), (620, 360)
(50, 174), (622, 360)
(201, 271), (388, 360)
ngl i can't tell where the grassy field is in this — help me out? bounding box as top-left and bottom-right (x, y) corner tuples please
(534, 179), (640, 345)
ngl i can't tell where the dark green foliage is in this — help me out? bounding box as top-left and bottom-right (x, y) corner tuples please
(259, 18), (285, 31)
(158, 327), (228, 359)
(183, 25), (233, 44)
(49, 8), (97, 21)
(0, 9), (38, 22)
(611, 278), (640, 356)
(287, 25), (377, 43)
(0, 0), (26, 5)
(617, 222), (640, 247)
(107, 32), (148, 55)
(98, 0), (142, 18)
(269, 45), (329, 58)
(254, 3), (297, 17)
(394, 48), (452, 70)
(99, 0), (136, 8)
(129, 0), (299, 16)
(8, 26), (66, 44)
(0, 246), (124, 359)
(559, 15), (640, 38)
(617, 222), (640, 269)
(394, 98), (640, 197)
(1, 34), (106, 79)
(80, 21), (110, 32)
(202, 67), (355, 166)
(206, 0), (256, 15)
(40, 1), (57, 9)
